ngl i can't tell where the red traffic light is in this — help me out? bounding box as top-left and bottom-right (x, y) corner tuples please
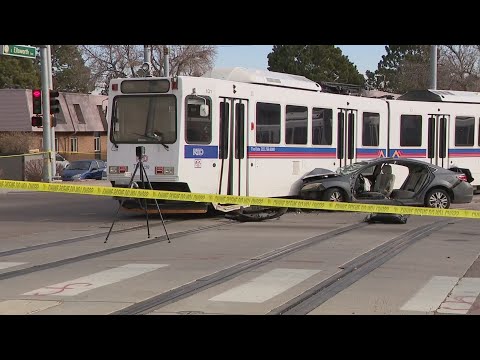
(32, 89), (42, 114)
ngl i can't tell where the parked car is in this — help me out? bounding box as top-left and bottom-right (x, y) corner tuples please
(61, 159), (107, 181)
(55, 153), (69, 169)
(299, 158), (474, 209)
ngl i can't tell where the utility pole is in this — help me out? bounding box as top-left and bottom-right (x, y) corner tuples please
(39, 46), (52, 182)
(143, 45), (152, 76)
(47, 45), (56, 178)
(164, 46), (169, 77)
(430, 45), (437, 90)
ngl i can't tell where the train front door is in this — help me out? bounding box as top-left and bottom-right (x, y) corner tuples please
(427, 114), (450, 168)
(217, 97), (248, 197)
(336, 108), (358, 167)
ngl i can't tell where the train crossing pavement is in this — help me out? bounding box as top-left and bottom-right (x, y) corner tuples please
(0, 212), (478, 315)
(1, 261), (480, 315)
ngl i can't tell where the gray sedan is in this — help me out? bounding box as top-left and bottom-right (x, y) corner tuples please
(299, 158), (473, 209)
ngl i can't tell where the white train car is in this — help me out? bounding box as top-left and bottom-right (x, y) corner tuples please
(389, 90), (480, 188)
(106, 67), (388, 212)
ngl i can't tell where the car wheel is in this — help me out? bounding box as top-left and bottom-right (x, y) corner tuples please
(425, 188), (451, 209)
(322, 188), (345, 202)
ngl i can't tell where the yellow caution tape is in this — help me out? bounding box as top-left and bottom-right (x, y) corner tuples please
(0, 151), (105, 159)
(0, 151), (51, 159)
(0, 179), (479, 219)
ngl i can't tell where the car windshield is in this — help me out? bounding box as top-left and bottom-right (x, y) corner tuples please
(66, 161), (91, 170)
(336, 162), (369, 176)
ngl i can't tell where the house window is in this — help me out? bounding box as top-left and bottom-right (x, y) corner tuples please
(94, 137), (100, 152)
(73, 104), (86, 124)
(70, 137), (78, 152)
(54, 138), (58, 152)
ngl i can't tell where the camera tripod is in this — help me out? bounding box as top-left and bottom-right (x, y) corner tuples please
(105, 147), (170, 243)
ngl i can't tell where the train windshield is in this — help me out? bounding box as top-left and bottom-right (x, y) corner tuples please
(110, 95), (177, 144)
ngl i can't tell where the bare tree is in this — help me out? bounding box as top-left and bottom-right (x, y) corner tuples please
(438, 45), (480, 91)
(82, 45), (144, 94)
(396, 61), (430, 92)
(151, 45), (217, 76)
(82, 45), (217, 94)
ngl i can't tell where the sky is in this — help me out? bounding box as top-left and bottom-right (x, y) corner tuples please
(214, 45), (387, 76)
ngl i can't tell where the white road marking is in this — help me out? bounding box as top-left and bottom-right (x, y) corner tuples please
(22, 263), (168, 297)
(0, 300), (61, 315)
(437, 277), (480, 314)
(0, 262), (26, 270)
(209, 268), (320, 303)
(400, 276), (459, 312)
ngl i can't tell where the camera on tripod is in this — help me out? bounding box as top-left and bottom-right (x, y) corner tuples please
(105, 144), (170, 243)
(136, 146), (145, 159)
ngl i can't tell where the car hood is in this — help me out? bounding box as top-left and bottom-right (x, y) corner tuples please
(302, 168), (341, 181)
(62, 169), (87, 177)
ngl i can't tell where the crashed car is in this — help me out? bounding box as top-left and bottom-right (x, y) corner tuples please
(299, 158), (473, 209)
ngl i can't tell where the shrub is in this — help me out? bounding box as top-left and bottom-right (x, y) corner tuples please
(25, 159), (64, 182)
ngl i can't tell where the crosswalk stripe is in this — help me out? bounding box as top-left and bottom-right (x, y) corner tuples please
(209, 268), (320, 303)
(437, 278), (480, 314)
(0, 300), (61, 315)
(22, 263), (168, 297)
(0, 262), (26, 270)
(400, 276), (459, 312)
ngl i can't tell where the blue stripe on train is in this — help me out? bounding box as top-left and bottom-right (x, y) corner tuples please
(184, 145), (219, 159)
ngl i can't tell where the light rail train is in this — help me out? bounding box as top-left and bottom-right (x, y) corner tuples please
(106, 67), (478, 213)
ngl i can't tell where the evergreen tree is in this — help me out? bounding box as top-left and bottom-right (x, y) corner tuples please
(267, 45), (365, 85)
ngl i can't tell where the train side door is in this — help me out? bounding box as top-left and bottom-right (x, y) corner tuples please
(336, 108), (358, 167)
(218, 97), (248, 196)
(427, 114), (450, 168)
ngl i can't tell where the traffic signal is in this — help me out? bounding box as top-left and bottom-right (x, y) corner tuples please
(49, 90), (60, 114)
(31, 116), (43, 127)
(32, 89), (42, 114)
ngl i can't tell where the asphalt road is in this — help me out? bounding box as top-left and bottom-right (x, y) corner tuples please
(1, 182), (480, 315)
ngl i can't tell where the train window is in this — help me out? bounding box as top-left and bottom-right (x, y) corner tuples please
(400, 115), (422, 146)
(256, 102), (280, 144)
(312, 108), (332, 145)
(455, 116), (474, 146)
(185, 95), (212, 144)
(285, 105), (307, 145)
(362, 112), (380, 146)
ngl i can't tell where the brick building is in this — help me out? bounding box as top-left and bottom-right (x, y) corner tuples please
(0, 89), (108, 161)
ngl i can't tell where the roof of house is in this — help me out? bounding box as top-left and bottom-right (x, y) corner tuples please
(0, 89), (108, 132)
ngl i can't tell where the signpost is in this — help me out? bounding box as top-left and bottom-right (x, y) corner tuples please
(1, 45), (37, 59)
